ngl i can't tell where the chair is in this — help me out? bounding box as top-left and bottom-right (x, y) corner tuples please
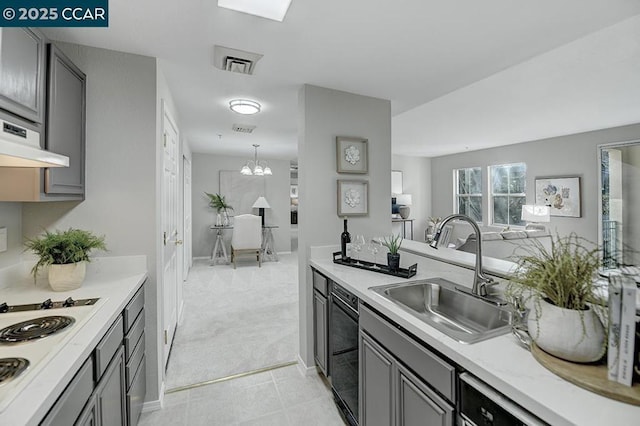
(230, 214), (262, 268)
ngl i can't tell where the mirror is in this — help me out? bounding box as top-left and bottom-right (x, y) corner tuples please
(599, 140), (640, 269)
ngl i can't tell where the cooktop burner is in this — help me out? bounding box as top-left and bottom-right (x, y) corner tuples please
(0, 316), (75, 344)
(0, 358), (29, 385)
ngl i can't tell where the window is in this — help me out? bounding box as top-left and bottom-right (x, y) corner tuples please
(490, 163), (526, 226)
(455, 167), (482, 222)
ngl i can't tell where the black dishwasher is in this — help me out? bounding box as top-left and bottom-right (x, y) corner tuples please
(329, 282), (359, 426)
(459, 373), (547, 426)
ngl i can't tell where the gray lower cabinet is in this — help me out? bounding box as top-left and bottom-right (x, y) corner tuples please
(45, 43), (86, 197)
(313, 291), (328, 375)
(40, 283), (146, 426)
(359, 304), (455, 426)
(76, 395), (98, 426)
(312, 269), (329, 376)
(0, 28), (46, 123)
(360, 332), (394, 426)
(97, 347), (126, 426)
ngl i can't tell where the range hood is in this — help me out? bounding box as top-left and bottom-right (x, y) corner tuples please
(0, 117), (68, 168)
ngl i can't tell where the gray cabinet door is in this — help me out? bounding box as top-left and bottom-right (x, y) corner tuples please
(313, 290), (328, 375)
(97, 347), (126, 426)
(45, 43), (86, 196)
(76, 395), (98, 426)
(360, 331), (394, 426)
(396, 364), (454, 426)
(0, 28), (46, 123)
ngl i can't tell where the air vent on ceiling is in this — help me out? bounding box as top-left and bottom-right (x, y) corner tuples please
(214, 45), (263, 75)
(232, 124), (256, 133)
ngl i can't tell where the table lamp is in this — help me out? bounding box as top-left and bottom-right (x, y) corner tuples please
(521, 205), (550, 227)
(252, 196), (271, 226)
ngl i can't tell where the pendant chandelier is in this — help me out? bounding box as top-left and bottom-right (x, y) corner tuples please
(241, 144), (272, 176)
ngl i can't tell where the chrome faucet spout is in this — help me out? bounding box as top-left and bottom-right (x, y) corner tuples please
(430, 214), (494, 297)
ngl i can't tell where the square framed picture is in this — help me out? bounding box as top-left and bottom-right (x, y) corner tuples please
(337, 180), (368, 216)
(336, 136), (368, 174)
(535, 176), (581, 217)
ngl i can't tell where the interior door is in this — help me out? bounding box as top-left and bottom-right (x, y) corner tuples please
(183, 156), (192, 279)
(162, 102), (179, 368)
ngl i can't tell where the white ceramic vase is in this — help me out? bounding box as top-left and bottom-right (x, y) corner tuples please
(527, 297), (605, 363)
(48, 261), (87, 292)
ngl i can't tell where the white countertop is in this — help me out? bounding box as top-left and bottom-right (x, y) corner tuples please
(0, 256), (147, 426)
(310, 246), (640, 426)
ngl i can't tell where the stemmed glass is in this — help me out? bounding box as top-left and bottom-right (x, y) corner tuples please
(353, 235), (365, 265)
(368, 239), (380, 268)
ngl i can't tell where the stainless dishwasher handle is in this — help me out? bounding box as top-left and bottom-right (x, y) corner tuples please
(459, 373), (546, 426)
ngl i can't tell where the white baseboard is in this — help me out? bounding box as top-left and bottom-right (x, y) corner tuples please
(296, 354), (318, 376)
(193, 256), (210, 260)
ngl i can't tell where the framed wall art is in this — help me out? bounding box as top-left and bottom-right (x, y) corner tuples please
(337, 179), (369, 216)
(535, 176), (581, 217)
(336, 136), (368, 174)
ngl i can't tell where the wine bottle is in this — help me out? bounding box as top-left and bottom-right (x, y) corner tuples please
(341, 217), (351, 261)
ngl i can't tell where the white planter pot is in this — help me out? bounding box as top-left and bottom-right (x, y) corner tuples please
(527, 297), (605, 363)
(48, 261), (87, 292)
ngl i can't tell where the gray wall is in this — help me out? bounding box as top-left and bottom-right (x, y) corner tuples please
(191, 153), (292, 257)
(298, 84), (391, 367)
(21, 43), (163, 403)
(430, 123), (640, 243)
(392, 155), (432, 242)
(0, 203), (22, 268)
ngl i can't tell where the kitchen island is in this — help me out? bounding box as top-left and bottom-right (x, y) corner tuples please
(0, 256), (147, 426)
(309, 245), (640, 426)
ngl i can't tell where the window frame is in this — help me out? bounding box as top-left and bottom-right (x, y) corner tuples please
(488, 162), (527, 227)
(453, 167), (483, 224)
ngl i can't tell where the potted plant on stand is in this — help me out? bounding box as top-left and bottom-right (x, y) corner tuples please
(381, 234), (403, 273)
(205, 192), (234, 226)
(25, 228), (107, 291)
(507, 233), (606, 363)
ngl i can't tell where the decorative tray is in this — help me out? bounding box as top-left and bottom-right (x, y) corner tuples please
(332, 252), (417, 279)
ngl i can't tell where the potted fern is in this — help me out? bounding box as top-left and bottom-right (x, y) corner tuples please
(507, 233), (606, 363)
(381, 234), (403, 273)
(25, 228), (107, 291)
(205, 192), (234, 226)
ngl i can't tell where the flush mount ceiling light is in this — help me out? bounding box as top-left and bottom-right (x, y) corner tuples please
(218, 0), (292, 22)
(241, 144), (272, 176)
(229, 99), (261, 115)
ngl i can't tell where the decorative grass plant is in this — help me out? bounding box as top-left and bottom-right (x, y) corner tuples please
(205, 192), (234, 213)
(381, 234), (403, 255)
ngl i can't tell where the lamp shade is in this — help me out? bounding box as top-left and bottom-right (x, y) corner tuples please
(396, 194), (412, 206)
(521, 205), (550, 223)
(252, 196), (271, 209)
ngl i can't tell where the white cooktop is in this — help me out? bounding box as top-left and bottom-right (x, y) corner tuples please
(0, 299), (105, 412)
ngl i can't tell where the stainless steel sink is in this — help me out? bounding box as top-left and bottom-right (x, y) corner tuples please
(370, 278), (512, 344)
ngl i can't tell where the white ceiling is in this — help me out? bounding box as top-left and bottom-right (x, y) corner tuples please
(45, 1), (640, 159)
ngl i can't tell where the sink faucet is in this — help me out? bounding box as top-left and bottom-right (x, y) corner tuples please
(429, 214), (495, 297)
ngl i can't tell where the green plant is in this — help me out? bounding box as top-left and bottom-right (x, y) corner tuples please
(381, 234), (403, 255)
(25, 228), (107, 279)
(507, 233), (604, 311)
(205, 192), (234, 213)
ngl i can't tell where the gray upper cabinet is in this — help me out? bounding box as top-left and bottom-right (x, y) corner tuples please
(45, 43), (86, 196)
(0, 28), (46, 124)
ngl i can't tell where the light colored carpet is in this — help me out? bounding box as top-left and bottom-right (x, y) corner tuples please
(165, 253), (299, 390)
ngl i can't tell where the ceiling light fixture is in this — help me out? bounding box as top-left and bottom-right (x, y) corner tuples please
(241, 144), (272, 176)
(229, 99), (261, 115)
(217, 0), (292, 22)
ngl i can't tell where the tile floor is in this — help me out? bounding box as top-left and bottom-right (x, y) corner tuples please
(139, 365), (345, 426)
(140, 250), (345, 424)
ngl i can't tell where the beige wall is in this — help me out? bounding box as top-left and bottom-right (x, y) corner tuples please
(430, 123), (640, 243)
(298, 84), (392, 367)
(191, 153), (292, 257)
(21, 42), (163, 404)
